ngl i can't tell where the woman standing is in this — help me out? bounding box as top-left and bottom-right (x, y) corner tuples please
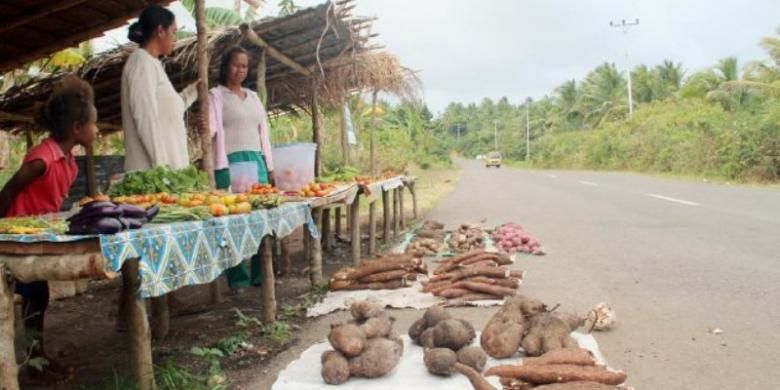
(208, 47), (275, 289)
(121, 5), (198, 171)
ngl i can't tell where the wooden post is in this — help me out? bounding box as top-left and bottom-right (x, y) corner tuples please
(122, 259), (155, 390)
(368, 201), (377, 255)
(302, 223), (311, 264)
(370, 89), (378, 178)
(350, 197), (361, 266)
(151, 296), (169, 340)
(85, 144), (97, 196)
(261, 236), (276, 323)
(311, 76), (322, 178)
(409, 181), (418, 219)
(346, 205), (353, 240)
(382, 190), (390, 244)
(0, 263), (19, 390)
(280, 237), (291, 276)
(256, 48), (267, 105)
(310, 207), (323, 286)
(322, 208), (332, 251)
(393, 188), (400, 238)
(335, 206), (342, 239)
(399, 187), (406, 229)
(339, 103), (349, 165)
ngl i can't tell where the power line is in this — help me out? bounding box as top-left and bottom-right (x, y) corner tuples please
(610, 18), (639, 117)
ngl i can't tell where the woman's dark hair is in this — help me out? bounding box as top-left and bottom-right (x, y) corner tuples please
(218, 46), (250, 86)
(35, 75), (95, 140)
(128, 5), (175, 45)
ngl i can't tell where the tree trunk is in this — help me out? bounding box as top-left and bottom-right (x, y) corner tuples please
(261, 236), (276, 323)
(195, 0), (214, 188)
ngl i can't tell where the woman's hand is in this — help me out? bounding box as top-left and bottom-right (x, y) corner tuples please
(267, 170), (275, 186)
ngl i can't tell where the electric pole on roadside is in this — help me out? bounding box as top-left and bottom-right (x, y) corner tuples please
(525, 97), (532, 161)
(610, 18), (639, 117)
(493, 120), (498, 151)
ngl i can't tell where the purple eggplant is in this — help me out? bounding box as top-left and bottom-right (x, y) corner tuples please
(116, 204), (147, 219)
(145, 204), (160, 221)
(122, 217), (145, 230)
(71, 217), (123, 235)
(80, 200), (116, 210)
(67, 206), (123, 224)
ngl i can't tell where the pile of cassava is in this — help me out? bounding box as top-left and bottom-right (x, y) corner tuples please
(490, 223), (545, 256)
(329, 254), (428, 291)
(405, 220), (446, 257)
(422, 250), (523, 302)
(481, 295), (629, 389)
(410, 306), (496, 390)
(321, 301), (403, 384)
(447, 224), (486, 253)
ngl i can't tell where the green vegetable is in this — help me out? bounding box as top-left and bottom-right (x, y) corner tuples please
(250, 195), (282, 209)
(108, 166), (209, 196)
(319, 165), (361, 183)
(151, 205), (212, 223)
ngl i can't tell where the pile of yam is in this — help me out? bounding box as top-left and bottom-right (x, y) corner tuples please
(329, 254), (427, 291)
(422, 250), (523, 302)
(488, 348), (628, 389)
(409, 306), (496, 390)
(321, 301), (403, 384)
(405, 220), (446, 257)
(447, 224), (486, 253)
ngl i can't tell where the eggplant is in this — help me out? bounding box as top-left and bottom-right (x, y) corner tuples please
(67, 205), (122, 222)
(116, 204), (147, 219)
(123, 217), (145, 230)
(145, 204), (160, 221)
(74, 217), (123, 234)
(80, 200), (116, 210)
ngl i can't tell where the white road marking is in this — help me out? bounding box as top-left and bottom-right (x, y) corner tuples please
(578, 180), (599, 186)
(646, 194), (700, 206)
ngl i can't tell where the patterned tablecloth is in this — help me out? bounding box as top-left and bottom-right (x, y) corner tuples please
(0, 202), (318, 298)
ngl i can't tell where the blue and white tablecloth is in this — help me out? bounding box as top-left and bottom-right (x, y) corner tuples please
(0, 202), (318, 298)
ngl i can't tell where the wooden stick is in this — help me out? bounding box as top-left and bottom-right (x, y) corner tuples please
(399, 186), (406, 228)
(310, 75), (322, 178)
(335, 206), (343, 238)
(239, 23), (312, 76)
(393, 188), (399, 238)
(321, 208), (332, 252)
(303, 223), (311, 265)
(310, 208), (324, 286)
(409, 181), (418, 219)
(0, 263), (19, 390)
(261, 236), (276, 323)
(350, 196), (361, 266)
(368, 201), (377, 255)
(195, 0), (215, 188)
(122, 259), (155, 390)
(370, 89), (378, 178)
(151, 296), (169, 340)
(382, 190), (390, 243)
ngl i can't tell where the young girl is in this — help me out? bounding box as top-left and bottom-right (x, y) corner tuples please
(0, 75), (98, 383)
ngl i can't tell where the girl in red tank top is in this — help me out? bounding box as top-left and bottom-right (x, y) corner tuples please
(0, 75), (97, 384)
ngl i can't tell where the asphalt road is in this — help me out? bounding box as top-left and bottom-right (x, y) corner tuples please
(254, 161), (780, 389)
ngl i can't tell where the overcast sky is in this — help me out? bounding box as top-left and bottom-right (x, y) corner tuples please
(98, 0), (780, 114)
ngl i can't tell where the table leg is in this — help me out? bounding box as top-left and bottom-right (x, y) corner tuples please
(261, 236), (276, 323)
(280, 237), (291, 276)
(368, 201), (377, 255)
(393, 188), (400, 239)
(210, 278), (223, 304)
(302, 223), (311, 266)
(151, 295), (169, 340)
(0, 263), (19, 390)
(382, 190), (390, 244)
(409, 182), (418, 219)
(322, 208), (332, 251)
(122, 259), (155, 390)
(310, 208), (324, 286)
(350, 197), (361, 266)
(335, 206), (342, 239)
(346, 205), (353, 241)
(399, 187), (406, 228)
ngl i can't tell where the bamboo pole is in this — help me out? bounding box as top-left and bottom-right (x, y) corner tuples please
(0, 263), (19, 390)
(122, 259), (155, 390)
(310, 208), (323, 286)
(382, 190), (390, 244)
(368, 201), (377, 255)
(261, 236), (276, 323)
(311, 76), (322, 178)
(370, 89), (378, 178)
(350, 197), (361, 266)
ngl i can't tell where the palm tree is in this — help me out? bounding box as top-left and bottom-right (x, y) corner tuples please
(630, 64), (658, 104)
(714, 57), (740, 82)
(655, 60), (685, 98)
(577, 62), (627, 127)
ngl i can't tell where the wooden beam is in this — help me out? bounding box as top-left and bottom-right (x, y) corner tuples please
(0, 0), (90, 34)
(239, 23), (312, 77)
(195, 0), (215, 188)
(311, 76), (322, 178)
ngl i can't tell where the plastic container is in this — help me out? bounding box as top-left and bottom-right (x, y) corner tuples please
(229, 162), (258, 193)
(272, 143), (317, 192)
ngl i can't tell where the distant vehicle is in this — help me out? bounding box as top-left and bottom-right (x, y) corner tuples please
(476, 154), (485, 160)
(485, 151), (502, 168)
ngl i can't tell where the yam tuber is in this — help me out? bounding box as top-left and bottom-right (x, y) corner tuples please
(321, 350), (350, 385)
(424, 347), (458, 376)
(454, 362), (498, 390)
(457, 346), (488, 372)
(521, 312), (581, 357)
(430, 319), (476, 350)
(345, 256), (423, 280)
(348, 338), (402, 378)
(481, 295), (547, 358)
(328, 323), (367, 357)
(484, 364), (627, 386)
(422, 305), (452, 329)
(533, 382), (627, 390)
(500, 377), (534, 390)
(520, 348), (596, 366)
(358, 269), (408, 283)
(360, 315), (394, 339)
(333, 279), (407, 291)
(438, 287), (471, 299)
(349, 300), (385, 322)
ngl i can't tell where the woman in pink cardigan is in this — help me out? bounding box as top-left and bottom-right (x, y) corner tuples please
(209, 46), (274, 288)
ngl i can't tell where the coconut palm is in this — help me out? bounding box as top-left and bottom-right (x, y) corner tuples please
(577, 62), (627, 126)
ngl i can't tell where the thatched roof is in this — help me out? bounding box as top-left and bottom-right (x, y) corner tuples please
(0, 1), (419, 134)
(0, 0), (173, 74)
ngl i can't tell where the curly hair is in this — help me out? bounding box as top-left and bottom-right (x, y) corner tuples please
(34, 75), (95, 140)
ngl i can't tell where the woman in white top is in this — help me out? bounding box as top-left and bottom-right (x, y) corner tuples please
(208, 47), (275, 289)
(121, 5), (198, 172)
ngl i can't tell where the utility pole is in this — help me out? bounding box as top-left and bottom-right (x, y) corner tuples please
(610, 18), (639, 117)
(493, 120), (498, 151)
(525, 97), (532, 161)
